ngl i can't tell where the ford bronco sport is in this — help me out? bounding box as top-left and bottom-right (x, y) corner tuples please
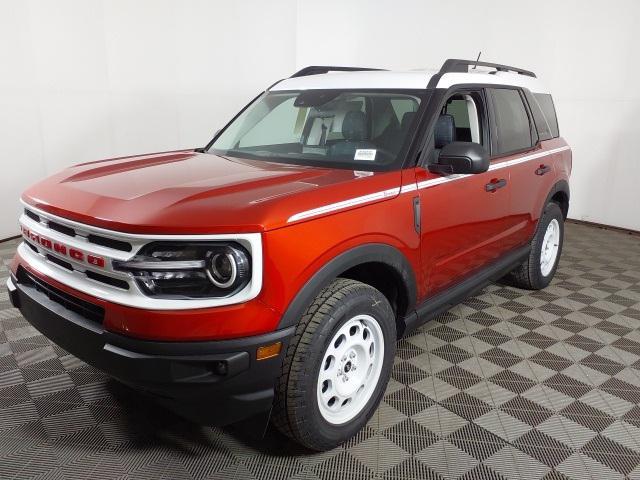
(7, 59), (571, 450)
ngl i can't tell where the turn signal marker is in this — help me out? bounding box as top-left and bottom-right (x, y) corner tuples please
(256, 342), (282, 361)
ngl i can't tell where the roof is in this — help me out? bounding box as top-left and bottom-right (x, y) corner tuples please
(271, 67), (549, 94)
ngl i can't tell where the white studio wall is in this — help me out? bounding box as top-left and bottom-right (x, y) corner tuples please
(296, 0), (640, 232)
(1, 0), (639, 238)
(0, 0), (297, 239)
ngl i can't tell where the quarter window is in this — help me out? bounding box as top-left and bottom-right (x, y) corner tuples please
(523, 90), (560, 141)
(533, 93), (559, 138)
(489, 88), (533, 155)
(524, 91), (552, 141)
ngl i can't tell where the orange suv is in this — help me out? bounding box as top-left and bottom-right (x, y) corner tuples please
(8, 59), (571, 450)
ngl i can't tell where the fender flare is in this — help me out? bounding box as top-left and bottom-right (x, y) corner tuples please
(277, 243), (417, 330)
(542, 179), (570, 219)
(528, 180), (570, 243)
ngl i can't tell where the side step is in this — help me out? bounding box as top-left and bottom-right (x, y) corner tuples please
(401, 245), (530, 336)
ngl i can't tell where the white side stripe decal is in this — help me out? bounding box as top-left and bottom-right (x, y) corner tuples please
(399, 183), (417, 193)
(416, 146), (571, 190)
(287, 146), (570, 222)
(489, 146), (571, 170)
(287, 187), (400, 222)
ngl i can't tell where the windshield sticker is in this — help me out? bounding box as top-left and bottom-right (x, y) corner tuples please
(354, 149), (377, 161)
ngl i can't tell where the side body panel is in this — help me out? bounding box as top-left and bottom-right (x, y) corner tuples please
(415, 165), (512, 296)
(412, 84), (571, 304)
(508, 137), (572, 245)
(262, 185), (421, 317)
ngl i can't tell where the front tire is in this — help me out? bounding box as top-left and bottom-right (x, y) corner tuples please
(504, 201), (564, 290)
(272, 278), (395, 451)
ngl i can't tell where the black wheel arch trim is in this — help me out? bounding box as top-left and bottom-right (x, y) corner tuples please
(543, 179), (570, 218)
(277, 243), (417, 331)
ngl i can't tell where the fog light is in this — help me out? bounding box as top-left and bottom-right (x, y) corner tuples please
(256, 342), (282, 361)
(214, 361), (228, 376)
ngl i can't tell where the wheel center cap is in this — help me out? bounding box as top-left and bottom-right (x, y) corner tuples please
(344, 361), (352, 373)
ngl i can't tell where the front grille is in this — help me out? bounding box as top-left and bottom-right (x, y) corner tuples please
(39, 248), (130, 291)
(46, 254), (73, 271)
(17, 267), (105, 324)
(87, 234), (132, 252)
(48, 221), (76, 237)
(24, 209), (40, 223)
(25, 241), (39, 253)
(85, 270), (129, 290)
(24, 207), (134, 253)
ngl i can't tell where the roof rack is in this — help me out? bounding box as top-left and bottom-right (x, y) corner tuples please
(290, 66), (386, 78)
(439, 58), (536, 78)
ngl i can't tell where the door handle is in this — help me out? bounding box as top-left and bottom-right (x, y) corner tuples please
(535, 164), (551, 176)
(485, 178), (507, 192)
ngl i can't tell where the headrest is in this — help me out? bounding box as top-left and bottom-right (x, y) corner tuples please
(434, 114), (456, 148)
(400, 111), (416, 131)
(342, 111), (367, 141)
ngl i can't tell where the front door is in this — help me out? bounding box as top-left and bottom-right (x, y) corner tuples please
(417, 89), (513, 295)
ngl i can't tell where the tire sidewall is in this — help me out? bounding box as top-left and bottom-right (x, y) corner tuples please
(531, 203), (564, 288)
(300, 287), (395, 447)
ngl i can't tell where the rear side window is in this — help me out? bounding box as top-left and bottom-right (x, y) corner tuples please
(488, 88), (533, 155)
(534, 93), (559, 139)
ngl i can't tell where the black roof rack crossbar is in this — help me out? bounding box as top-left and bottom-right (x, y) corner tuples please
(290, 66), (385, 78)
(439, 59), (536, 78)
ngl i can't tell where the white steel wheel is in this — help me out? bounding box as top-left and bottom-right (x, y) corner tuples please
(540, 218), (560, 276)
(316, 314), (385, 425)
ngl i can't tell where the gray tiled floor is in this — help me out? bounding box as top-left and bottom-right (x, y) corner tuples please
(1, 223), (640, 479)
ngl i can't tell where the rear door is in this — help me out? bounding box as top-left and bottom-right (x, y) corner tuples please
(507, 90), (565, 245)
(485, 87), (552, 248)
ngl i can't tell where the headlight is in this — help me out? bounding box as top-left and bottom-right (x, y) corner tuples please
(113, 242), (251, 299)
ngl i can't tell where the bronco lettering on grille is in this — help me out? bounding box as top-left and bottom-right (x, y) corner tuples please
(20, 225), (106, 270)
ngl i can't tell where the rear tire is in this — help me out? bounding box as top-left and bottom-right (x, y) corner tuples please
(272, 278), (395, 451)
(504, 202), (564, 290)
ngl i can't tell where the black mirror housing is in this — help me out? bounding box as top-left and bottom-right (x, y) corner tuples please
(429, 142), (489, 175)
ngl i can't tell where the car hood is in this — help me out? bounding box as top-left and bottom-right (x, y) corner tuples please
(22, 151), (401, 234)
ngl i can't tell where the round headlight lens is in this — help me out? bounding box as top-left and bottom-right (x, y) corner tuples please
(113, 242), (251, 299)
(207, 252), (237, 288)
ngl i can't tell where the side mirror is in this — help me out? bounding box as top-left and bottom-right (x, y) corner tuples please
(428, 142), (489, 175)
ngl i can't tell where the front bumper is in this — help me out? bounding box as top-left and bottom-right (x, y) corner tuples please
(7, 272), (294, 426)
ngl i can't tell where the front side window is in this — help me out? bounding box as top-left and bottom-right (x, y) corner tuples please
(489, 88), (534, 155)
(209, 90), (423, 169)
(430, 92), (484, 164)
(442, 94), (483, 144)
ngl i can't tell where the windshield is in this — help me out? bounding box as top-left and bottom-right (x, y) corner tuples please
(208, 90), (424, 170)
